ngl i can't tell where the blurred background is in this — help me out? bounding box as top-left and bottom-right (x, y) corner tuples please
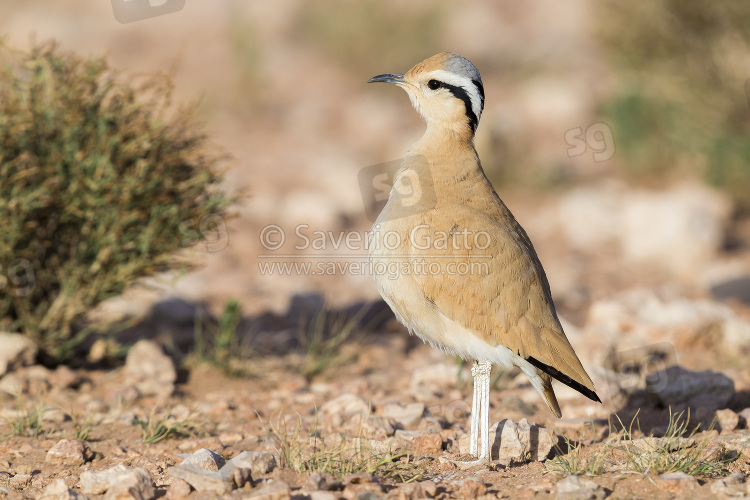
(1, 0), (750, 413)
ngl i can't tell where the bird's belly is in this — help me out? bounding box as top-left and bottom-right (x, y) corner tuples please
(369, 218), (517, 367)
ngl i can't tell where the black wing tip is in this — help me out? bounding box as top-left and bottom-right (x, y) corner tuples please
(526, 356), (602, 404)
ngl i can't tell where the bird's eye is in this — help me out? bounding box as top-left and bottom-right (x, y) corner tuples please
(427, 79), (441, 90)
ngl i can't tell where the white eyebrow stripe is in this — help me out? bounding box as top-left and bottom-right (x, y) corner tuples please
(428, 69), (484, 124)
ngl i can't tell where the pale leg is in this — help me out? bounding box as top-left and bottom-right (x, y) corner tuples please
(446, 359), (492, 468)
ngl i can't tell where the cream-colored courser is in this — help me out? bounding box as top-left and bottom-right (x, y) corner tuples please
(368, 52), (600, 467)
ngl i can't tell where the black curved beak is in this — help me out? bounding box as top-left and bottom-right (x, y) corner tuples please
(367, 73), (405, 85)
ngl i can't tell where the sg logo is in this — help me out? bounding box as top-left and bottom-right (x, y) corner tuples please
(565, 122), (616, 162)
(358, 156), (436, 223)
(111, 0), (185, 24)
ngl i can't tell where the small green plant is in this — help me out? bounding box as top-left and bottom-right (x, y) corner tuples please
(297, 304), (370, 380)
(190, 299), (256, 377)
(132, 408), (202, 444)
(5, 396), (47, 438)
(615, 410), (738, 477)
(546, 431), (613, 477)
(0, 40), (233, 361)
(59, 406), (95, 441)
(264, 411), (425, 482)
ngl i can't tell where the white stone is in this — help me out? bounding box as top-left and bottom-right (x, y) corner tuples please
(381, 402), (424, 428)
(80, 465), (155, 499)
(124, 340), (176, 398)
(0, 332), (37, 377)
(180, 448), (225, 472)
(39, 479), (88, 500)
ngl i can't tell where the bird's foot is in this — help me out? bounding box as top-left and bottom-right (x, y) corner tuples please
(440, 454), (490, 470)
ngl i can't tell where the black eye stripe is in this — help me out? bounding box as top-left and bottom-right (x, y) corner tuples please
(439, 82), (479, 133)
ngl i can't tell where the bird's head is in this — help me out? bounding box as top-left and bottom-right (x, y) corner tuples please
(369, 52), (485, 137)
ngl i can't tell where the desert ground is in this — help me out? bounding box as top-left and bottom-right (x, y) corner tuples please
(0, 1), (749, 499)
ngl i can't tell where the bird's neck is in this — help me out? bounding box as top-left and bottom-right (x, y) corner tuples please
(408, 123), (496, 205)
(420, 120), (476, 148)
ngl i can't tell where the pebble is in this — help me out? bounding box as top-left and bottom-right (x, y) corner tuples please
(457, 418), (558, 464)
(739, 408), (750, 429)
(50, 365), (81, 389)
(709, 472), (746, 498)
(168, 464), (232, 495)
(382, 402), (425, 428)
(248, 479), (291, 499)
(180, 448), (226, 471)
(656, 472), (698, 494)
(39, 478), (87, 499)
(9, 473), (31, 489)
(163, 478), (192, 499)
(80, 465), (156, 499)
(46, 439), (92, 466)
(455, 478), (487, 499)
(0, 332), (37, 377)
(715, 409), (740, 433)
(227, 450), (277, 478)
(319, 393), (370, 427)
(342, 482), (383, 500)
(392, 480), (438, 500)
(123, 340), (176, 398)
(308, 492), (338, 500)
(555, 475), (606, 500)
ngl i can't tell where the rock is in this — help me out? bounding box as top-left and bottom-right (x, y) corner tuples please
(80, 465), (155, 499)
(308, 492), (338, 500)
(168, 464), (232, 495)
(226, 450), (277, 478)
(555, 475), (606, 500)
(382, 402), (425, 428)
(46, 439), (92, 466)
(39, 478), (88, 499)
(218, 431), (245, 446)
(50, 365), (81, 389)
(455, 478), (486, 499)
(0, 332), (37, 377)
(463, 418), (559, 464)
(349, 414), (396, 438)
(168, 450), (268, 494)
(9, 473), (31, 489)
(123, 340), (176, 398)
(739, 408), (750, 429)
(656, 472), (698, 494)
(390, 481), (437, 500)
(248, 479), (291, 499)
(319, 394), (370, 427)
(647, 366), (734, 410)
(715, 409), (740, 433)
(180, 448), (225, 471)
(163, 478), (192, 500)
(306, 472), (333, 491)
(393, 430), (442, 454)
(341, 482), (383, 500)
(442, 399), (471, 425)
(710, 473), (746, 498)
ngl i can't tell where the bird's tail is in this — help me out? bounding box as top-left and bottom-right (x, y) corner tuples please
(539, 374), (562, 418)
(520, 363), (563, 418)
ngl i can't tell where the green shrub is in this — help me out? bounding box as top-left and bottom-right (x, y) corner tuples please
(0, 41), (232, 362)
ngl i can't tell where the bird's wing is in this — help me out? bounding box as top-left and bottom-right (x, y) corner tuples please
(411, 204), (597, 397)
